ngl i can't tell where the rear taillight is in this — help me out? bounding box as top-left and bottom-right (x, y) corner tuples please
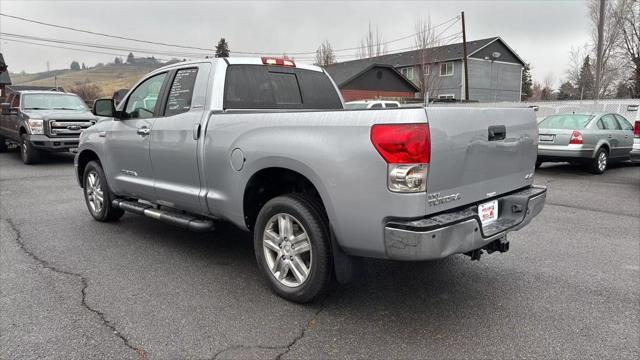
(634, 121), (640, 137)
(371, 124), (430, 192)
(261, 57), (296, 67)
(570, 130), (583, 145)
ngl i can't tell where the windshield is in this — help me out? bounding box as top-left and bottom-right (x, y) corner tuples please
(539, 114), (593, 130)
(344, 103), (369, 109)
(22, 94), (88, 111)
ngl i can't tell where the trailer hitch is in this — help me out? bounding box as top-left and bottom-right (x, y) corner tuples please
(464, 236), (509, 261)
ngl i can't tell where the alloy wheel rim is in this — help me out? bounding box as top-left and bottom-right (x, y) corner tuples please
(598, 152), (607, 171)
(85, 171), (104, 214)
(263, 213), (312, 287)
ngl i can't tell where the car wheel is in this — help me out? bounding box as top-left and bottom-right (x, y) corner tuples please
(253, 194), (332, 303)
(589, 148), (608, 174)
(83, 161), (124, 222)
(20, 133), (40, 164)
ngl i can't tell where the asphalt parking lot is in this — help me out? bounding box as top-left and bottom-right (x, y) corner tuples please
(1, 149), (638, 360)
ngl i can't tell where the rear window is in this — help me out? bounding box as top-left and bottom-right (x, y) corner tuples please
(539, 114), (593, 130)
(223, 65), (342, 110)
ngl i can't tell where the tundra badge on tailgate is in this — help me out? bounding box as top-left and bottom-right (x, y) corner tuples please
(427, 192), (461, 206)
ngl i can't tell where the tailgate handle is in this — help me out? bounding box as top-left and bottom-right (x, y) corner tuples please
(488, 125), (506, 141)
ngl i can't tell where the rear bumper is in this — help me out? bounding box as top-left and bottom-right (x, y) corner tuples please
(383, 185), (547, 261)
(28, 134), (79, 152)
(537, 144), (594, 159)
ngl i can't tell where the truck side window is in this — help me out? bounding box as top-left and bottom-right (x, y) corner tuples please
(370, 103), (383, 109)
(164, 68), (198, 117)
(124, 72), (167, 119)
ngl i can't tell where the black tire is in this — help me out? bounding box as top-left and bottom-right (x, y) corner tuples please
(83, 161), (124, 222)
(20, 133), (40, 164)
(589, 148), (608, 174)
(253, 194), (332, 303)
(0, 134), (7, 152)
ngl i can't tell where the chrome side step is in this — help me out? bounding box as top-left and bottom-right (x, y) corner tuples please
(112, 199), (214, 232)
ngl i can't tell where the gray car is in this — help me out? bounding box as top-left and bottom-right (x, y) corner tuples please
(537, 113), (635, 174)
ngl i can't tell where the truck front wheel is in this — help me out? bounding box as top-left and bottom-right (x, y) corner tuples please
(253, 194), (332, 303)
(20, 133), (40, 164)
(83, 161), (124, 222)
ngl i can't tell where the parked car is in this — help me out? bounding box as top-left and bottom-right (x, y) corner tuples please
(0, 90), (96, 164)
(537, 113), (635, 174)
(75, 57), (546, 303)
(344, 100), (401, 109)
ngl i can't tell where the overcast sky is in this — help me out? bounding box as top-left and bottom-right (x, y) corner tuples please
(0, 0), (591, 87)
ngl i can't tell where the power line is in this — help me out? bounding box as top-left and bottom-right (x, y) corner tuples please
(0, 32), (209, 59)
(0, 12), (459, 56)
(1, 38), (172, 61)
(0, 12), (215, 52)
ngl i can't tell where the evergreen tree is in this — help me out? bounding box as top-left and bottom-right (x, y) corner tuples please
(215, 38), (230, 58)
(70, 61), (80, 70)
(114, 57), (122, 65)
(557, 81), (576, 100)
(81, 62), (86, 70)
(521, 63), (533, 101)
(126, 52), (135, 64)
(577, 56), (594, 99)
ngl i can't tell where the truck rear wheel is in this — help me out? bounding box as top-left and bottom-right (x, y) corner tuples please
(83, 161), (124, 222)
(253, 194), (331, 303)
(20, 133), (40, 164)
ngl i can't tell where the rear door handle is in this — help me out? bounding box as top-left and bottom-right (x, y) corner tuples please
(137, 127), (150, 136)
(488, 125), (506, 141)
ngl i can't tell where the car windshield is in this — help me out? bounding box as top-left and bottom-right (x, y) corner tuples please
(539, 114), (593, 129)
(22, 94), (88, 111)
(344, 103), (369, 109)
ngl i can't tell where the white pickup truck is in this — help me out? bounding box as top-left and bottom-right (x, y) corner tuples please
(76, 57), (546, 302)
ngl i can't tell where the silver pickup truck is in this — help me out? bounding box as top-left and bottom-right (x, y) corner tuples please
(75, 57), (546, 302)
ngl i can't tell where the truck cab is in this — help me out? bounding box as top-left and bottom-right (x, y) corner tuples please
(0, 90), (96, 164)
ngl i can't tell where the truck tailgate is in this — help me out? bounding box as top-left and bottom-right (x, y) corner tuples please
(425, 107), (538, 214)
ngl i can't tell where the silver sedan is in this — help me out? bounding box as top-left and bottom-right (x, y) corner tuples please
(537, 113), (635, 174)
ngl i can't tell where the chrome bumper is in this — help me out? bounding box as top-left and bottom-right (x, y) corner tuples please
(383, 186), (547, 261)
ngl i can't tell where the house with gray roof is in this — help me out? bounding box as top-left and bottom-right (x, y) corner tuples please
(325, 37), (525, 102)
(324, 63), (421, 102)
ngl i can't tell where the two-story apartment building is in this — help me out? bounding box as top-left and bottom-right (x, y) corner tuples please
(325, 37), (525, 102)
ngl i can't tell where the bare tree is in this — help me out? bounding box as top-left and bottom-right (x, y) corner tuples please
(413, 14), (443, 99)
(315, 40), (336, 66)
(356, 21), (386, 59)
(613, 0), (640, 97)
(68, 83), (102, 104)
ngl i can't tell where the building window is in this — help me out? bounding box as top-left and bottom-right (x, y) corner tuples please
(439, 62), (454, 76)
(438, 94), (455, 99)
(423, 65), (430, 76)
(400, 67), (414, 81)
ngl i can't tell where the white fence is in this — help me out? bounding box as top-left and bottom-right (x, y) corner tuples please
(425, 99), (640, 122)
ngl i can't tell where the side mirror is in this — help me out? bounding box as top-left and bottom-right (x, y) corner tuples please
(1, 103), (13, 115)
(92, 98), (116, 117)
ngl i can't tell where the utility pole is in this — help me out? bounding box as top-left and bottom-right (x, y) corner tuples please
(461, 11), (470, 101)
(594, 0), (605, 101)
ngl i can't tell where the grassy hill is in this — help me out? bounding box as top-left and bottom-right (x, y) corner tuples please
(10, 63), (164, 98)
